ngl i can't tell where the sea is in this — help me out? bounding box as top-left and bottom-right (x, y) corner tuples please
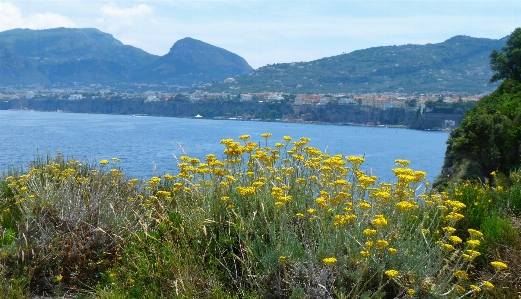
(0, 110), (449, 183)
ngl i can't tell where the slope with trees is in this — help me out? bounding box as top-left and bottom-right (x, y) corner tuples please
(436, 28), (521, 185)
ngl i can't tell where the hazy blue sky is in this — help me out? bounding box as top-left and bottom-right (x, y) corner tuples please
(1, 0), (519, 68)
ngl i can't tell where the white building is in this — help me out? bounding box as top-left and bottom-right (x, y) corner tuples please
(68, 94), (83, 100)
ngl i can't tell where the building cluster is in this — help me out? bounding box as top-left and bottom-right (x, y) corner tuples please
(1, 83), (482, 111)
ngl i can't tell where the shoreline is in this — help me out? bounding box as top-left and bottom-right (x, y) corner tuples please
(3, 108), (452, 132)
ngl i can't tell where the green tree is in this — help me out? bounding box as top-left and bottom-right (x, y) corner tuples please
(436, 79), (521, 186)
(436, 30), (521, 187)
(490, 27), (521, 82)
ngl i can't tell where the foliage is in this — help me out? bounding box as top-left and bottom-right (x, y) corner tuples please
(1, 136), (514, 298)
(438, 77), (521, 185)
(0, 154), (144, 296)
(444, 178), (521, 251)
(424, 100), (476, 114)
(206, 35), (504, 94)
(490, 27), (521, 82)
(99, 135), (505, 298)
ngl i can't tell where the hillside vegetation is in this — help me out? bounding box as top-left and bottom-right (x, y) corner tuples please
(437, 28), (521, 185)
(207, 35), (505, 94)
(0, 28), (252, 86)
(0, 136), (518, 298)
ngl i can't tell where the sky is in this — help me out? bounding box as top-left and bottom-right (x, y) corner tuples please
(0, 0), (520, 69)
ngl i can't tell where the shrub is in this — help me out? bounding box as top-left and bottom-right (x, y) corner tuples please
(0, 154), (144, 295)
(105, 134), (507, 298)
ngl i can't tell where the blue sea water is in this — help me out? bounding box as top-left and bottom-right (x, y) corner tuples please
(0, 110), (449, 183)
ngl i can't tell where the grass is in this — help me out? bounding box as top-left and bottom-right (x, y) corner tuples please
(1, 135), (518, 298)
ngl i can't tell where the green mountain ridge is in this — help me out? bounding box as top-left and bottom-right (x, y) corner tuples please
(140, 37), (254, 85)
(0, 28), (253, 86)
(207, 35), (507, 94)
(0, 27), (509, 94)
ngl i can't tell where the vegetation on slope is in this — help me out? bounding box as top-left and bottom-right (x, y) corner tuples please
(207, 35), (505, 94)
(1, 135), (516, 298)
(437, 28), (521, 186)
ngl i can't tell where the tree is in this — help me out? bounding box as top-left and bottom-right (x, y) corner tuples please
(436, 79), (521, 186)
(489, 27), (521, 82)
(436, 30), (521, 187)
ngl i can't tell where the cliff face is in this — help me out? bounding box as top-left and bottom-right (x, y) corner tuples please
(1, 99), (448, 129)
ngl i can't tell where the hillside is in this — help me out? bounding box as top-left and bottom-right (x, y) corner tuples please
(0, 28), (253, 86)
(436, 28), (521, 185)
(0, 28), (157, 70)
(207, 35), (507, 94)
(140, 37), (253, 85)
(0, 46), (49, 85)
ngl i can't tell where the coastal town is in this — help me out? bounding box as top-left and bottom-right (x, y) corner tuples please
(0, 81), (482, 113)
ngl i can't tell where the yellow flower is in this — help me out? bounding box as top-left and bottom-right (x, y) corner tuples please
(468, 229), (484, 239)
(307, 208), (316, 215)
(376, 239), (389, 249)
(315, 197), (328, 208)
(385, 269), (399, 278)
(360, 250), (370, 257)
(283, 136), (292, 142)
(363, 229), (377, 237)
(462, 249), (481, 261)
(56, 275), (63, 282)
(453, 270), (468, 280)
(359, 201), (372, 209)
(371, 214), (388, 227)
(388, 247), (398, 255)
(448, 235), (462, 244)
(466, 239), (481, 248)
(156, 190), (171, 197)
(221, 196), (230, 202)
(469, 285), (481, 292)
(442, 226), (456, 234)
(482, 281), (494, 290)
(323, 257), (338, 266)
(347, 156), (365, 165)
(296, 213), (304, 218)
(441, 243), (454, 251)
(279, 256), (286, 262)
(395, 159), (410, 167)
(490, 261), (508, 271)
(239, 134), (250, 141)
(406, 288), (416, 295)
(455, 284), (465, 292)
(261, 133), (272, 138)
(100, 159), (110, 165)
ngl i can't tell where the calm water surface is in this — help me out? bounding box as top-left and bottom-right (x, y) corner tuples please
(0, 110), (449, 182)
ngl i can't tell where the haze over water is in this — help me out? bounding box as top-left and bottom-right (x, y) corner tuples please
(0, 110), (449, 182)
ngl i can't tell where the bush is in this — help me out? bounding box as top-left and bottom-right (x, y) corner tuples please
(103, 134), (507, 298)
(1, 136), (512, 298)
(0, 154), (145, 296)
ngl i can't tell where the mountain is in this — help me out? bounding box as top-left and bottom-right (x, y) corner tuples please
(140, 37), (253, 85)
(0, 28), (253, 86)
(0, 28), (157, 69)
(207, 35), (507, 94)
(0, 46), (49, 85)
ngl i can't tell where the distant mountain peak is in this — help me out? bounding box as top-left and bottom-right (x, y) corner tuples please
(167, 37), (238, 57)
(144, 37), (253, 83)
